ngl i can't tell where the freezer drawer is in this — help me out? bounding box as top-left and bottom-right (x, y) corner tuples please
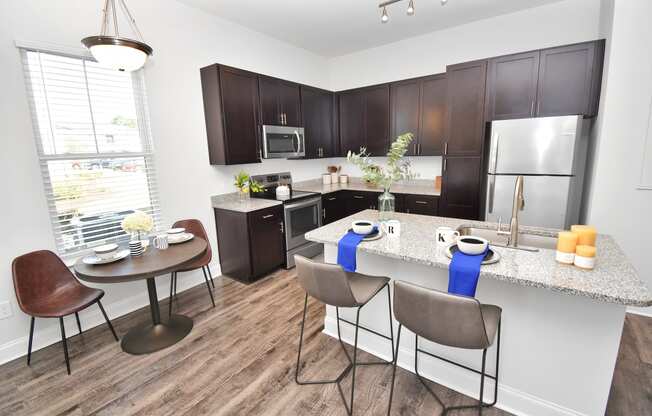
(485, 175), (573, 229)
(488, 116), (583, 175)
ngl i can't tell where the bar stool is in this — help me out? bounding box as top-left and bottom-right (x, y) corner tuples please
(294, 255), (395, 415)
(387, 280), (502, 415)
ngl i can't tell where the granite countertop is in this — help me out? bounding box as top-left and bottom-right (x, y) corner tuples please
(293, 178), (441, 197)
(211, 193), (281, 213)
(305, 210), (652, 307)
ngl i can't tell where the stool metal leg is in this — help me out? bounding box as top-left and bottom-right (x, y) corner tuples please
(75, 312), (82, 335)
(387, 323), (403, 416)
(168, 272), (175, 318)
(201, 266), (216, 307)
(207, 264), (215, 289)
(27, 316), (35, 366)
(59, 317), (70, 375)
(97, 300), (119, 342)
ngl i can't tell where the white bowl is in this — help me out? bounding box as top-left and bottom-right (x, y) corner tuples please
(94, 243), (118, 260)
(457, 236), (489, 255)
(167, 228), (185, 236)
(352, 220), (374, 235)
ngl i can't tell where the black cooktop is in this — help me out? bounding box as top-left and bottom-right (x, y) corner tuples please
(252, 188), (320, 203)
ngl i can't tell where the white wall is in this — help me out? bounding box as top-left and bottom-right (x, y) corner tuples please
(0, 0), (332, 364)
(586, 0), (652, 315)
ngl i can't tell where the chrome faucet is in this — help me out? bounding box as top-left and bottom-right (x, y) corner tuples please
(497, 175), (525, 247)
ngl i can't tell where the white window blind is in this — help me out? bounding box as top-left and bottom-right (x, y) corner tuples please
(20, 48), (161, 257)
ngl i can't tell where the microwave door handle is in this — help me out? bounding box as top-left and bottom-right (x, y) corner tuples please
(294, 131), (302, 153)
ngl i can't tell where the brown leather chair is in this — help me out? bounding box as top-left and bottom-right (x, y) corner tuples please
(12, 250), (119, 375)
(294, 255), (394, 416)
(387, 280), (502, 415)
(168, 219), (215, 317)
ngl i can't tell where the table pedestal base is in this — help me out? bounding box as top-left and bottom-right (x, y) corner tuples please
(121, 315), (193, 355)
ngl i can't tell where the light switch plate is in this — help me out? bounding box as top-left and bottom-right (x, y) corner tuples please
(0, 301), (12, 319)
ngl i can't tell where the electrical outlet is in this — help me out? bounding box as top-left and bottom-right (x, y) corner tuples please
(0, 301), (13, 319)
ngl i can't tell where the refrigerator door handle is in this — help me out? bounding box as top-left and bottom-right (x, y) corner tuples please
(488, 174), (496, 214)
(489, 134), (500, 174)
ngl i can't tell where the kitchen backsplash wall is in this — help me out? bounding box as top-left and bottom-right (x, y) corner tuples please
(333, 156), (443, 180)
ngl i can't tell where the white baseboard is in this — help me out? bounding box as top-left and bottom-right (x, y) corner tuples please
(323, 316), (587, 416)
(0, 272), (207, 366)
(626, 306), (652, 318)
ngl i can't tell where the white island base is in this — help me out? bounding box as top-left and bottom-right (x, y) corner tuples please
(322, 244), (625, 416)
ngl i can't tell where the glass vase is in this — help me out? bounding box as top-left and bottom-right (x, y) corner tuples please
(378, 188), (395, 222)
(238, 189), (250, 203)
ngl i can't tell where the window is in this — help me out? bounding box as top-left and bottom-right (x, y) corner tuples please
(21, 48), (161, 257)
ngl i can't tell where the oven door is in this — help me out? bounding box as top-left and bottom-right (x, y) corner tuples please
(284, 197), (322, 251)
(262, 125), (305, 159)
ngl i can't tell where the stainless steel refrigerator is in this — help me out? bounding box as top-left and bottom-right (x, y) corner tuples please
(485, 116), (590, 229)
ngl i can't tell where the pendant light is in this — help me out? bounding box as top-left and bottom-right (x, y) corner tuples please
(82, 0), (153, 72)
(407, 0), (415, 15)
(381, 6), (389, 23)
(379, 0), (449, 23)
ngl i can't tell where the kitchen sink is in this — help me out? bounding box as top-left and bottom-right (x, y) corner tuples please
(457, 226), (558, 251)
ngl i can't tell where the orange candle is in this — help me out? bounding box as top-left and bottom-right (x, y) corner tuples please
(556, 231), (578, 264)
(575, 245), (597, 269)
(571, 225), (597, 246)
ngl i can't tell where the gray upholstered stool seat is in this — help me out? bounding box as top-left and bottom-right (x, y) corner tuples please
(388, 280), (502, 415)
(294, 255), (394, 416)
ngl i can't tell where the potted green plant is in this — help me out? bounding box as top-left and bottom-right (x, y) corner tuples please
(347, 133), (416, 220)
(234, 171), (264, 202)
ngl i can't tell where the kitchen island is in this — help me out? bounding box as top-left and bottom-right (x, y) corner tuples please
(305, 210), (651, 416)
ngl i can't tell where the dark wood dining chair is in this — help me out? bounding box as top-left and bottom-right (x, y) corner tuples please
(12, 250), (119, 375)
(168, 219), (215, 317)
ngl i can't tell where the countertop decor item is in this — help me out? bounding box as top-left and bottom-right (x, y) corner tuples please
(556, 231), (579, 264)
(81, 0), (153, 72)
(457, 236), (489, 255)
(121, 210), (153, 243)
(339, 174), (349, 184)
(575, 245), (596, 269)
(352, 220), (374, 235)
(322, 173), (332, 185)
(234, 171), (263, 202)
(571, 225), (597, 246)
(347, 133), (416, 221)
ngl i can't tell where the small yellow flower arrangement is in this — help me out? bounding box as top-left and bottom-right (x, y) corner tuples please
(121, 210), (153, 240)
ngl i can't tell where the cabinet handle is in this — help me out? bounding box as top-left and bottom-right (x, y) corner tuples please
(536, 100), (540, 115)
(415, 200), (428, 205)
(444, 142), (448, 155)
(530, 100), (535, 116)
(262, 214), (274, 219)
(280, 222), (284, 233)
(322, 208), (326, 219)
(443, 158), (447, 172)
(328, 197), (336, 201)
(259, 149), (263, 160)
(353, 195), (364, 199)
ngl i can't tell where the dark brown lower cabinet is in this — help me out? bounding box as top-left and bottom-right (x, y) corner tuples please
(322, 192), (348, 225)
(347, 191), (377, 214)
(440, 156), (483, 220)
(214, 205), (285, 283)
(405, 194), (439, 216)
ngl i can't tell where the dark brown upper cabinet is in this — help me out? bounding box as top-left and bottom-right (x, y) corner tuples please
(301, 86), (335, 158)
(390, 75), (447, 156)
(445, 60), (487, 157)
(536, 40), (604, 117)
(439, 156), (483, 220)
(200, 65), (261, 165)
(339, 85), (389, 156)
(485, 51), (540, 120)
(419, 74), (447, 155)
(259, 76), (302, 126)
(390, 79), (421, 156)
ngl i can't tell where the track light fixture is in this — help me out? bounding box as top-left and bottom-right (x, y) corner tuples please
(378, 0), (449, 23)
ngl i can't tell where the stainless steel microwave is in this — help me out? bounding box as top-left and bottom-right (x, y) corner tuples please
(262, 125), (305, 159)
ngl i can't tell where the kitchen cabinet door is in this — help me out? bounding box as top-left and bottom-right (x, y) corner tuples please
(339, 90), (365, 156)
(445, 60), (487, 157)
(391, 79), (421, 156)
(322, 192), (348, 224)
(440, 156), (482, 220)
(419, 74), (447, 156)
(394, 193), (406, 213)
(278, 81), (302, 126)
(536, 41), (603, 117)
(200, 65), (261, 165)
(301, 86), (334, 158)
(259, 76), (282, 125)
(405, 194), (439, 216)
(248, 206), (285, 276)
(485, 51), (540, 120)
(364, 85), (390, 156)
(347, 191), (377, 215)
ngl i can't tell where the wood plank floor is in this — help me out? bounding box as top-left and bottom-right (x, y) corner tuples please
(0, 267), (649, 416)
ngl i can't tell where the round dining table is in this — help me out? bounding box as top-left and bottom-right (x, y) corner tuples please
(74, 237), (207, 355)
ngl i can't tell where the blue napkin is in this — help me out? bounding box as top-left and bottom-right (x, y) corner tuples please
(448, 248), (488, 297)
(337, 226), (377, 272)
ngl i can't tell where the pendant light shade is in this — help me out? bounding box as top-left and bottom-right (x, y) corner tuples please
(82, 0), (152, 72)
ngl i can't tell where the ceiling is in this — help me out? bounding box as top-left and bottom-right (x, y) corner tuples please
(177, 0), (566, 57)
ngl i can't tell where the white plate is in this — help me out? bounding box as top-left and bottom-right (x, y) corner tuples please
(82, 249), (130, 265)
(169, 233), (194, 244)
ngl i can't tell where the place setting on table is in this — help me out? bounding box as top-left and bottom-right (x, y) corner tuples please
(73, 211), (207, 355)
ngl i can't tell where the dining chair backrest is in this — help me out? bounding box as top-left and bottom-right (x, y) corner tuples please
(12, 250), (79, 315)
(295, 255), (358, 308)
(393, 280), (492, 350)
(172, 219), (212, 264)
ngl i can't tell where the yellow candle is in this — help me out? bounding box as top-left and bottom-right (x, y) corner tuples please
(571, 225), (597, 246)
(576, 245), (596, 257)
(557, 231), (579, 253)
